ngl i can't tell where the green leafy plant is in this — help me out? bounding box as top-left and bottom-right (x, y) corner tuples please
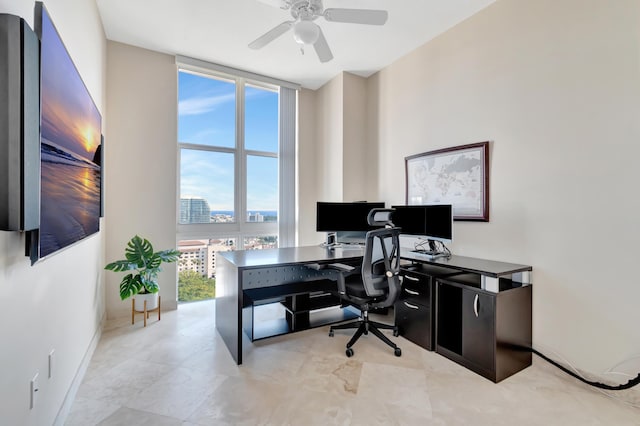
(105, 235), (181, 300)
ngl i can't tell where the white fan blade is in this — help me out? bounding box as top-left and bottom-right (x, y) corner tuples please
(323, 8), (388, 25)
(255, 0), (288, 9)
(313, 27), (333, 63)
(249, 21), (294, 50)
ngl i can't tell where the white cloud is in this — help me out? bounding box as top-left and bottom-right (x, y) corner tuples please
(178, 92), (235, 116)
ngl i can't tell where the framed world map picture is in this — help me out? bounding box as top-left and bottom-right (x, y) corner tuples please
(405, 141), (490, 221)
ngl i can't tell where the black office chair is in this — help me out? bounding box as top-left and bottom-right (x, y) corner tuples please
(328, 209), (402, 357)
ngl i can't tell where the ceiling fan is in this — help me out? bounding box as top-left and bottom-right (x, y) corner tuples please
(249, 0), (388, 63)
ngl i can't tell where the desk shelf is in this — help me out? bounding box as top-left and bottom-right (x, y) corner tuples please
(243, 282), (360, 341)
(250, 301), (359, 341)
(281, 292), (341, 314)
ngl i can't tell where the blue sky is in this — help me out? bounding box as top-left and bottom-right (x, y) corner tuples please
(40, 6), (101, 161)
(178, 71), (278, 212)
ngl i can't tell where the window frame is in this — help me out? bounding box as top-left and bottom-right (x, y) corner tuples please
(176, 58), (296, 249)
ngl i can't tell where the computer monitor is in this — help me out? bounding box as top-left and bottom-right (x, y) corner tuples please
(316, 201), (385, 232)
(391, 204), (453, 243)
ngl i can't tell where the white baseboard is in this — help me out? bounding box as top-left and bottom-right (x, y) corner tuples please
(53, 311), (106, 426)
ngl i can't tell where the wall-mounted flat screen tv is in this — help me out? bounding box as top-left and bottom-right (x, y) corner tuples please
(28, 2), (102, 263)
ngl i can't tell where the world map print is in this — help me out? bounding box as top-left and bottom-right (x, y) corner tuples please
(406, 144), (487, 219)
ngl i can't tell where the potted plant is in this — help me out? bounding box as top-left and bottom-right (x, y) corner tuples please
(105, 235), (181, 311)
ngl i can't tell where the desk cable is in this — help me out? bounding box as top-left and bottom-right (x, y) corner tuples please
(532, 348), (640, 390)
(413, 239), (451, 257)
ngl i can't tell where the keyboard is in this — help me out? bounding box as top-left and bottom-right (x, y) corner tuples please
(410, 250), (438, 256)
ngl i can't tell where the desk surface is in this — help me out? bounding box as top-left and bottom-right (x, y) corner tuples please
(220, 245), (532, 277)
(402, 252), (532, 278)
(220, 245), (365, 269)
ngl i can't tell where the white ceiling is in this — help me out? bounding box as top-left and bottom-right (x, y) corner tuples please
(96, 0), (496, 90)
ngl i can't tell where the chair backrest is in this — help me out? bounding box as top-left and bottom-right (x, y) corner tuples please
(360, 227), (401, 306)
(367, 208), (395, 227)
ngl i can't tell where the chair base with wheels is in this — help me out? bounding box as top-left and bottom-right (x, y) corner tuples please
(329, 309), (401, 357)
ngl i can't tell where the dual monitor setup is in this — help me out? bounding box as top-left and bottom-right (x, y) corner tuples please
(316, 201), (453, 258)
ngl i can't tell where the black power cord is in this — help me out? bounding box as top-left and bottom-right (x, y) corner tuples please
(532, 348), (640, 390)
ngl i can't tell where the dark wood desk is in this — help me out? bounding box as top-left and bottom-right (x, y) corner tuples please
(216, 246), (533, 381)
(216, 245), (365, 364)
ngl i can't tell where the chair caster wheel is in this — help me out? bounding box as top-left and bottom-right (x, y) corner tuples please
(346, 348), (354, 357)
(393, 328), (399, 337)
(329, 330), (334, 337)
(394, 348), (402, 357)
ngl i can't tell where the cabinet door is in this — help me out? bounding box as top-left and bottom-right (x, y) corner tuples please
(462, 288), (495, 373)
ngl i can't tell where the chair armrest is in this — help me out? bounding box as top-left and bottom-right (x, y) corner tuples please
(304, 263), (357, 295)
(305, 263), (324, 271)
(326, 263), (356, 272)
(324, 263), (357, 295)
(305, 262), (356, 272)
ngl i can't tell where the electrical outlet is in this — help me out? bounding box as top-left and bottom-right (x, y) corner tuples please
(30, 372), (39, 409)
(48, 349), (55, 379)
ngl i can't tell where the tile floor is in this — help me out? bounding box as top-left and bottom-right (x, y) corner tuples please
(66, 300), (640, 425)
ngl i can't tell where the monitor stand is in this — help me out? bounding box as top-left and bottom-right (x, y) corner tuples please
(409, 249), (449, 260)
(335, 231), (366, 245)
(410, 239), (450, 259)
(323, 232), (366, 249)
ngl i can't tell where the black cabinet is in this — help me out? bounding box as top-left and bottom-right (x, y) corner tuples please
(436, 274), (532, 383)
(462, 288), (495, 373)
(395, 264), (460, 351)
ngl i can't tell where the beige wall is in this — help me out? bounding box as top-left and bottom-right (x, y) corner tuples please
(296, 89), (319, 245)
(104, 42), (178, 319)
(298, 72), (376, 246)
(0, 0), (107, 424)
(342, 72), (369, 201)
(315, 74), (344, 202)
(367, 0), (640, 377)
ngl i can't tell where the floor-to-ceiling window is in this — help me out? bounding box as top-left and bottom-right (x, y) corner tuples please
(176, 59), (296, 302)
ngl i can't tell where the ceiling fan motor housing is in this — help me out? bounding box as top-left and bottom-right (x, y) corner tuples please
(290, 0), (324, 20)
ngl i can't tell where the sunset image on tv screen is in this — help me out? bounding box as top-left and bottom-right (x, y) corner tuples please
(38, 5), (101, 259)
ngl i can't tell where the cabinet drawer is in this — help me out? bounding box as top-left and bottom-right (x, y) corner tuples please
(395, 299), (434, 350)
(401, 273), (433, 305)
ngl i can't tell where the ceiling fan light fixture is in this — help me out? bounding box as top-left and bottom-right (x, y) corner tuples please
(293, 20), (319, 44)
(250, 0), (388, 63)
